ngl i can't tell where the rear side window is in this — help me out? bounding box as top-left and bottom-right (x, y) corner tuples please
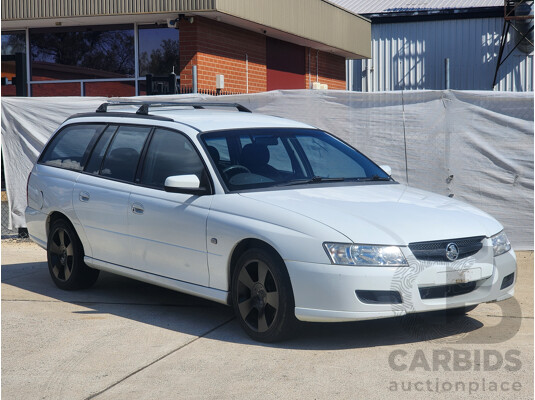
(85, 125), (118, 174)
(100, 125), (151, 182)
(40, 124), (105, 171)
(141, 128), (205, 188)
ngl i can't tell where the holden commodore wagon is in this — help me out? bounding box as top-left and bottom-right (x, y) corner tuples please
(25, 102), (517, 342)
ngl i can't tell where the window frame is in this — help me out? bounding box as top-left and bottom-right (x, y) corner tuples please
(96, 124), (153, 183)
(39, 121), (214, 195)
(8, 22), (181, 97)
(137, 127), (208, 191)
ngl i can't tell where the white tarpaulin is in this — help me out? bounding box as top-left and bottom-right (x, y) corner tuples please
(1, 90), (533, 249)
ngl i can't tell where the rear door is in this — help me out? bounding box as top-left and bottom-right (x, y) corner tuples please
(73, 124), (151, 267)
(127, 127), (212, 286)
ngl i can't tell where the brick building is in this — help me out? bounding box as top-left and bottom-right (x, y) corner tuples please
(1, 0), (371, 97)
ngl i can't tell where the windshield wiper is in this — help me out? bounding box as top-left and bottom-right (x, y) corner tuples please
(277, 176), (346, 187)
(358, 175), (391, 182)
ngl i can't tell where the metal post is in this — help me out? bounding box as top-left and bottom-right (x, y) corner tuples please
(169, 73), (177, 94)
(25, 28), (30, 96)
(134, 23), (139, 96)
(192, 65), (198, 94)
(15, 52), (27, 96)
(444, 58), (450, 90)
(246, 54), (249, 94)
(146, 74), (153, 95)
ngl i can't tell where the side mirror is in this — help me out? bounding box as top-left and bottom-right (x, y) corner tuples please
(380, 165), (392, 176)
(164, 175), (208, 195)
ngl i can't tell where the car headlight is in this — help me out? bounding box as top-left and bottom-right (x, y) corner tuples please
(323, 243), (408, 266)
(491, 231), (511, 257)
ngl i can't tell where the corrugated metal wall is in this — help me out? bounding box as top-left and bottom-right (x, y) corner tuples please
(1, 0), (216, 19)
(348, 17), (533, 92)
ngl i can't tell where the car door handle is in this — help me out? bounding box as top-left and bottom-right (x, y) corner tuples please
(79, 191), (90, 202)
(131, 203), (144, 215)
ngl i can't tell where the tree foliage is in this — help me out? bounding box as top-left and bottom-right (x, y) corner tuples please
(30, 30), (135, 77)
(139, 39), (180, 77)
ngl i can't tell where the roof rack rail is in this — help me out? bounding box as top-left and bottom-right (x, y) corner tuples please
(95, 101), (252, 114)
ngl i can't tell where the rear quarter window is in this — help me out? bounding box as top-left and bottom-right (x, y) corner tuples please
(40, 124), (105, 171)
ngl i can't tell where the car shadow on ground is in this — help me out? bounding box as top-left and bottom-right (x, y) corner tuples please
(3, 261), (489, 350)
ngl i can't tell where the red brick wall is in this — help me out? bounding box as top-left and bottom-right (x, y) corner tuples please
(84, 81), (135, 97)
(305, 48), (346, 90)
(31, 82), (81, 96)
(1, 85), (17, 96)
(180, 16), (267, 93)
(30, 81), (136, 97)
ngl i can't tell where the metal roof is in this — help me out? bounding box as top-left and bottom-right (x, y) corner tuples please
(328, 0), (503, 14)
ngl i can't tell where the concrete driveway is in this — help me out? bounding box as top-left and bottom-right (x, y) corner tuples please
(2, 240), (533, 400)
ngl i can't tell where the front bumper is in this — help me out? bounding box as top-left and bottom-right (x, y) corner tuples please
(286, 247), (517, 322)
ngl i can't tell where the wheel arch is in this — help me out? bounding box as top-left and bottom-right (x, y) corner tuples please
(46, 211), (86, 255)
(227, 238), (290, 304)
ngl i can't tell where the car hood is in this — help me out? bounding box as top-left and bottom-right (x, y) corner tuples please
(239, 183), (502, 245)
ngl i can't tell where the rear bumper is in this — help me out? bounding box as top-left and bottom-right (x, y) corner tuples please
(286, 248), (517, 322)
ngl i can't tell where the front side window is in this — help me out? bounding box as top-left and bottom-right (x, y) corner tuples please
(202, 128), (391, 191)
(100, 126), (151, 182)
(40, 124), (105, 171)
(141, 128), (204, 188)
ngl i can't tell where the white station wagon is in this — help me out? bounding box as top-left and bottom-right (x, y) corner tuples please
(25, 102), (517, 342)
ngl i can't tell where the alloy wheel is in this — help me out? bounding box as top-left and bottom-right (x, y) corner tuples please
(49, 228), (74, 282)
(236, 259), (280, 333)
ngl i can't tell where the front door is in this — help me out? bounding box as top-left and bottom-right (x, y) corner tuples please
(127, 128), (212, 286)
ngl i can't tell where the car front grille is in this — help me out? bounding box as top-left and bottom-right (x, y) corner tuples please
(419, 281), (477, 299)
(408, 236), (485, 262)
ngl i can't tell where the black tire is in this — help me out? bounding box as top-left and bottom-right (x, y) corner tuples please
(446, 304), (478, 316)
(47, 218), (99, 290)
(231, 248), (297, 342)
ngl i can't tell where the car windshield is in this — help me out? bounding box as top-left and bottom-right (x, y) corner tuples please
(201, 128), (392, 191)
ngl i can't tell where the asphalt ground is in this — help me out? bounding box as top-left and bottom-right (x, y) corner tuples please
(2, 240), (533, 400)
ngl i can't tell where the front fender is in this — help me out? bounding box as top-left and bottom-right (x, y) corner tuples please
(206, 194), (349, 290)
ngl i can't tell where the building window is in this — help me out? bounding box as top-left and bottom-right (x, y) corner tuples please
(1, 31), (26, 56)
(30, 25), (135, 81)
(2, 23), (181, 97)
(1, 31), (27, 96)
(138, 24), (180, 77)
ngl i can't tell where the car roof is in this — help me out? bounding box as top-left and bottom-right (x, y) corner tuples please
(153, 109), (314, 132)
(68, 105), (314, 132)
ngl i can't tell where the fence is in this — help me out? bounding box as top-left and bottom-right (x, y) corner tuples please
(1, 190), (18, 237)
(1, 90), (533, 248)
(178, 86), (244, 96)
